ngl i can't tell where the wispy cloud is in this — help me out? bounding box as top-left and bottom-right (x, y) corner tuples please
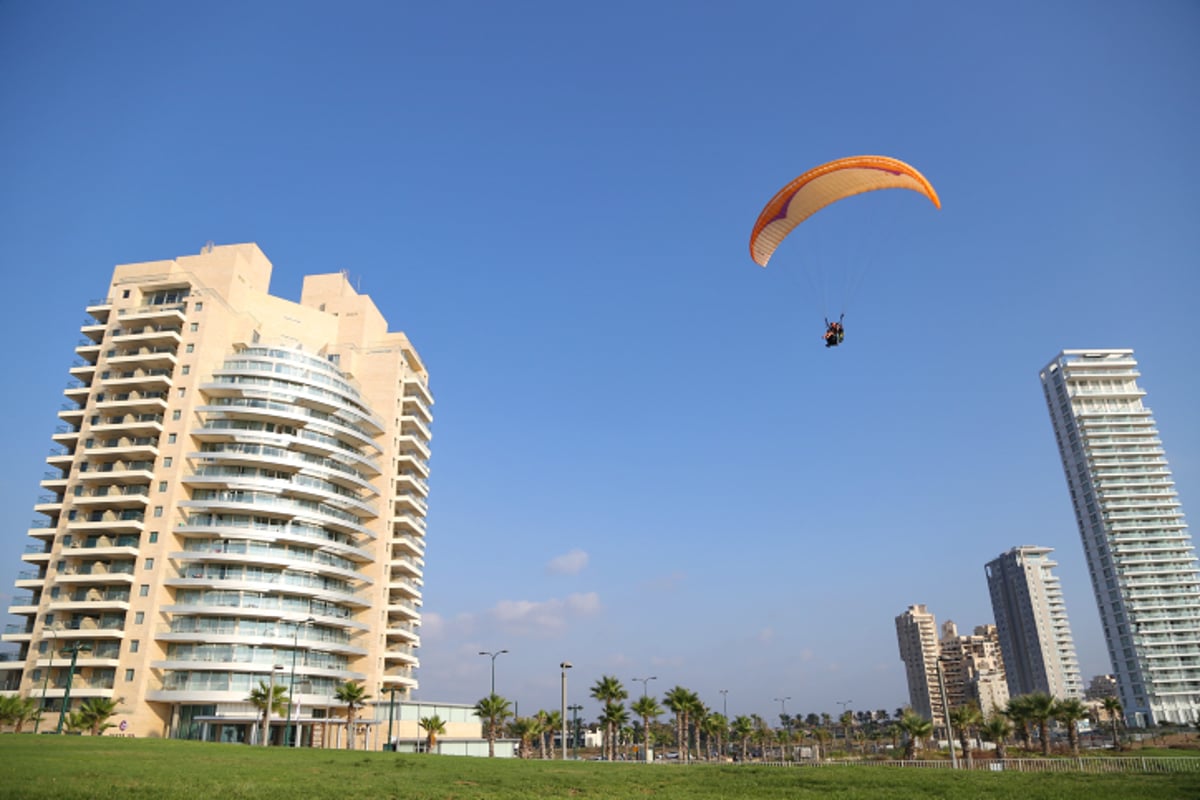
(491, 592), (601, 636)
(546, 548), (589, 576)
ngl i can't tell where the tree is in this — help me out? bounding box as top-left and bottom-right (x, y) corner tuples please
(980, 711), (1013, 762)
(631, 695), (662, 761)
(77, 697), (123, 736)
(811, 727), (832, 762)
(1005, 695), (1034, 750)
(1054, 698), (1089, 756)
(1101, 696), (1124, 751)
(473, 693), (513, 758)
(247, 680), (289, 744)
(948, 703), (983, 768)
(509, 716), (541, 759)
(599, 702), (629, 761)
(838, 710), (855, 753)
(898, 711), (933, 760)
(702, 712), (728, 761)
(589, 675), (627, 761)
(731, 715), (754, 761)
(418, 715), (447, 753)
(0, 695), (41, 733)
(1022, 692), (1058, 756)
(334, 681), (371, 750)
(535, 709), (561, 759)
(662, 685), (699, 762)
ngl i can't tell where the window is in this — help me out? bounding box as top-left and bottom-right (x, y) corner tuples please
(172, 410), (181, 421)
(130, 640), (140, 653)
(190, 323), (198, 332)
(144, 558), (154, 570)
(177, 388), (186, 398)
(186, 344), (194, 353)
(134, 612), (145, 624)
(153, 506), (164, 518)
(148, 532), (159, 544)
(139, 585), (150, 597)
(159, 482), (168, 492)
(125, 669), (135, 682)
(167, 434), (177, 444)
(163, 457), (172, 467)
(181, 366), (190, 376)
(122, 290), (131, 299)
(194, 302), (203, 311)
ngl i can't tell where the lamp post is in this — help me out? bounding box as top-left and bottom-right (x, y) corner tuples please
(568, 704), (583, 760)
(286, 616), (315, 747)
(836, 699), (853, 754)
(559, 661), (572, 761)
(33, 624), (60, 735)
(478, 649), (508, 695)
(262, 664), (284, 746)
(719, 689), (728, 718)
(632, 676), (657, 698)
(55, 641), (92, 734)
(934, 661), (958, 769)
(386, 685), (397, 751)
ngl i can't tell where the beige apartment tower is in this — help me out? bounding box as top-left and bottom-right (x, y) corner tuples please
(895, 604), (943, 726)
(0, 244), (433, 743)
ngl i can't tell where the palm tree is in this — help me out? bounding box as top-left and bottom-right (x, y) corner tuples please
(731, 715), (754, 761)
(0, 696), (41, 733)
(508, 716), (540, 759)
(688, 698), (707, 761)
(473, 693), (513, 758)
(1005, 695), (1034, 751)
(1023, 692), (1057, 756)
(631, 695), (662, 761)
(898, 711), (933, 760)
(948, 703), (983, 768)
(1101, 696), (1124, 751)
(1054, 698), (1088, 756)
(702, 712), (728, 761)
(247, 680), (289, 744)
(980, 711), (1013, 762)
(590, 675), (627, 761)
(418, 715), (447, 753)
(535, 709), (561, 759)
(334, 681), (371, 750)
(77, 697), (123, 736)
(662, 686), (700, 762)
(811, 727), (832, 761)
(598, 702), (629, 761)
(838, 710), (855, 753)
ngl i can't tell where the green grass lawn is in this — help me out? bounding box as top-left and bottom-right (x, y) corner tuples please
(1, 736), (1197, 800)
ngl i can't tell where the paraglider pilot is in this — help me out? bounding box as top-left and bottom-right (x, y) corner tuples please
(824, 315), (844, 348)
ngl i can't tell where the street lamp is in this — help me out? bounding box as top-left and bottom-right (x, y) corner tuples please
(719, 689), (728, 718)
(262, 664), (285, 746)
(632, 676), (657, 698)
(568, 704), (584, 760)
(55, 641), (92, 734)
(33, 623), (60, 735)
(386, 685), (397, 751)
(478, 649), (508, 695)
(774, 696), (791, 717)
(559, 661), (572, 761)
(836, 699), (853, 754)
(286, 616), (315, 747)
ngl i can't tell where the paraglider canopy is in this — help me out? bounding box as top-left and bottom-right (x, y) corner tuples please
(749, 155), (940, 268)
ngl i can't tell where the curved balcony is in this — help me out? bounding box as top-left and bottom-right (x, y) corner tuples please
(110, 325), (182, 348)
(175, 517), (372, 564)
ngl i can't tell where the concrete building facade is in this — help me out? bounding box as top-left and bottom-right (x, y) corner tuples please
(985, 545), (1084, 701)
(938, 621), (1010, 716)
(895, 604), (943, 726)
(1040, 349), (1200, 725)
(0, 244), (434, 742)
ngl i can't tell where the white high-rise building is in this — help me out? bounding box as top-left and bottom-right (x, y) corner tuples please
(1040, 349), (1200, 725)
(985, 545), (1083, 701)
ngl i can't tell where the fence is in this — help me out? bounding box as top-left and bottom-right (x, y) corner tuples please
(747, 757), (1200, 774)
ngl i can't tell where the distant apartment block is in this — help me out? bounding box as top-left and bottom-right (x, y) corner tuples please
(938, 621), (1010, 715)
(896, 604), (943, 726)
(986, 545), (1083, 701)
(0, 244), (434, 744)
(1041, 349), (1200, 725)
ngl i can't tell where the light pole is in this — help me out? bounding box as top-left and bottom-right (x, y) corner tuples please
(934, 661), (958, 769)
(719, 689), (728, 718)
(262, 664), (284, 746)
(478, 649), (508, 695)
(55, 641), (92, 734)
(559, 661), (572, 761)
(386, 685), (397, 751)
(632, 675), (657, 698)
(33, 624), (60, 735)
(568, 703), (583, 760)
(836, 699), (853, 753)
(287, 616), (315, 747)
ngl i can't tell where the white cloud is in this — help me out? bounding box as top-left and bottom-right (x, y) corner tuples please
(489, 592), (602, 637)
(546, 548), (589, 576)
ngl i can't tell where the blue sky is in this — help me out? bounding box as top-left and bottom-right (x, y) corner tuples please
(1, 2), (1198, 724)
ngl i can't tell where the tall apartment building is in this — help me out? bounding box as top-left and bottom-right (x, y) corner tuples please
(1041, 349), (1200, 725)
(895, 604), (944, 726)
(985, 545), (1083, 701)
(0, 244), (434, 742)
(938, 621), (1010, 715)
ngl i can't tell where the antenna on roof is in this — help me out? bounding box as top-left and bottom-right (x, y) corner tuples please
(201, 241), (215, 254)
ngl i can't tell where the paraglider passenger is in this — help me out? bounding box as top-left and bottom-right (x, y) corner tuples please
(824, 317), (844, 348)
